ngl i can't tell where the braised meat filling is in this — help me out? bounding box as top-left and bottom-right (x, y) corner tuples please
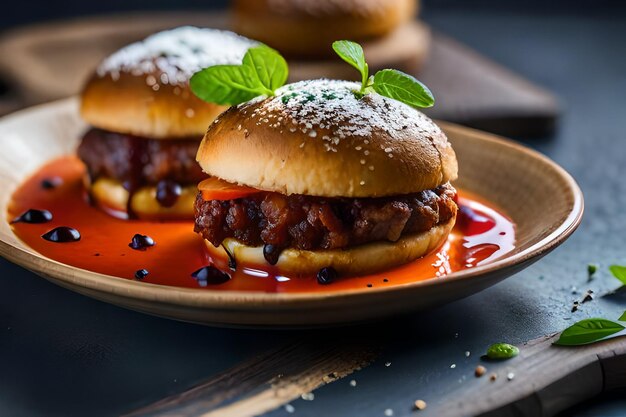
(77, 128), (204, 187)
(194, 183), (457, 251)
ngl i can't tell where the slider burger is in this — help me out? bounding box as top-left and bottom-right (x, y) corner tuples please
(191, 42), (458, 276)
(77, 27), (257, 220)
(233, 0), (417, 58)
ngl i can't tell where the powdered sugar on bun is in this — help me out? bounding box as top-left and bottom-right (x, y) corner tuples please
(96, 26), (257, 85)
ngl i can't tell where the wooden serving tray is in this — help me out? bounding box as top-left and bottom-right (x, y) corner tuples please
(0, 11), (558, 137)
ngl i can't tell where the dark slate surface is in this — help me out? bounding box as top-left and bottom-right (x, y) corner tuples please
(1, 9), (626, 417)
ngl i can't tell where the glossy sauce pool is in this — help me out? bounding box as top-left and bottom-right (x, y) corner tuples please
(8, 156), (515, 293)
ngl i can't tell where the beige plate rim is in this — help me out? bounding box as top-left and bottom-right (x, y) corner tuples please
(0, 99), (584, 309)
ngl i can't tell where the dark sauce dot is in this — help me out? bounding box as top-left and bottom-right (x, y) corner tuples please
(11, 209), (52, 224)
(221, 244), (237, 270)
(94, 253), (100, 257)
(366, 283), (373, 288)
(134, 269), (149, 280)
(155, 180), (182, 208)
(191, 265), (231, 286)
(499, 231), (506, 236)
(263, 244), (282, 265)
(317, 267), (337, 285)
(41, 177), (63, 190)
(383, 278), (389, 283)
(41, 227), (81, 243)
(129, 234), (155, 251)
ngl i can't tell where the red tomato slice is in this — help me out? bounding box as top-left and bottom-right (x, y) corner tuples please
(198, 177), (260, 201)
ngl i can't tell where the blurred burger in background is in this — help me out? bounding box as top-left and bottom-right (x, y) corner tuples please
(77, 26), (257, 220)
(232, 0), (429, 79)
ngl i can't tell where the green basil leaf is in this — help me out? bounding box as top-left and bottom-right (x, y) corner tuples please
(373, 69), (434, 108)
(190, 65), (267, 105)
(609, 265), (626, 285)
(332, 40), (369, 89)
(619, 311), (626, 322)
(554, 318), (625, 346)
(243, 45), (288, 92)
(486, 343), (519, 360)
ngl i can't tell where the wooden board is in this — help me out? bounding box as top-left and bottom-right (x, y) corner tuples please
(0, 11), (558, 137)
(123, 333), (626, 416)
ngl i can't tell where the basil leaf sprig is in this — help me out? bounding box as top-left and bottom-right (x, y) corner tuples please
(190, 45), (288, 105)
(332, 40), (434, 108)
(554, 313), (626, 346)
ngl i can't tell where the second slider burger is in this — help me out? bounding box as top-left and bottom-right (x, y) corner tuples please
(78, 27), (257, 220)
(191, 42), (458, 276)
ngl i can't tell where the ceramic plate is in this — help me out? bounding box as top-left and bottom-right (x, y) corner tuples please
(0, 99), (583, 327)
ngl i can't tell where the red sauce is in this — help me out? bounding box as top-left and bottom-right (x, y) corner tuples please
(8, 156), (515, 293)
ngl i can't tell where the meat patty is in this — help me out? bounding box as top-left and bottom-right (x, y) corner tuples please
(194, 183), (457, 251)
(77, 128), (205, 187)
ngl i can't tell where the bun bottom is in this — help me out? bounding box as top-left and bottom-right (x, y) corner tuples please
(90, 177), (196, 220)
(205, 216), (456, 276)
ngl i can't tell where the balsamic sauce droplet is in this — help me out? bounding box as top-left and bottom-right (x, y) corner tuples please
(41, 227), (81, 243)
(191, 265), (231, 286)
(134, 269), (149, 280)
(41, 177), (63, 190)
(11, 209), (53, 224)
(129, 234), (155, 251)
(317, 267), (337, 285)
(221, 244), (237, 270)
(155, 180), (182, 208)
(263, 244), (282, 265)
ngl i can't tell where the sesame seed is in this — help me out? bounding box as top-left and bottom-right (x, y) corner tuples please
(507, 372), (515, 381)
(385, 362), (391, 367)
(384, 409), (394, 416)
(360, 159), (366, 164)
(414, 400), (427, 410)
(349, 379), (357, 387)
(450, 364), (456, 369)
(309, 131), (317, 138)
(301, 392), (315, 401)
(368, 165), (375, 171)
(185, 108), (195, 118)
(465, 351), (471, 357)
(384, 147), (392, 153)
(284, 404), (295, 413)
(359, 181), (365, 186)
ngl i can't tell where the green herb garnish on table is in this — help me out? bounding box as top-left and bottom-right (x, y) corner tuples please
(485, 343), (519, 360)
(609, 265), (626, 286)
(554, 311), (626, 346)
